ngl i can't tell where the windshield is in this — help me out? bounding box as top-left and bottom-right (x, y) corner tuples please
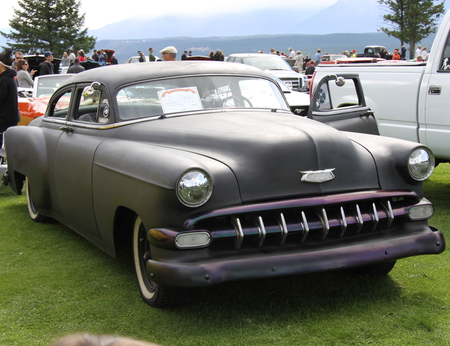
(242, 56), (292, 71)
(35, 75), (73, 98)
(116, 75), (289, 121)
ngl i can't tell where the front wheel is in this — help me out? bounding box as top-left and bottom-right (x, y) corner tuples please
(25, 176), (49, 223)
(132, 215), (183, 308)
(351, 260), (397, 276)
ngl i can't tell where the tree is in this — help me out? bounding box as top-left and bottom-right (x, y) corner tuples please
(378, 0), (445, 59)
(0, 0), (96, 58)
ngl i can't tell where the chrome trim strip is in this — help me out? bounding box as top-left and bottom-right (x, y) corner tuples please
(355, 204), (363, 234)
(300, 211), (309, 243)
(254, 216), (266, 248)
(277, 213), (288, 245)
(371, 203), (379, 231)
(318, 208), (330, 240)
(338, 206), (347, 238)
(383, 200), (394, 228)
(231, 217), (244, 249)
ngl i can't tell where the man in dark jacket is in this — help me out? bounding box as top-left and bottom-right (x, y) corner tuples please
(39, 51), (54, 76)
(0, 49), (20, 143)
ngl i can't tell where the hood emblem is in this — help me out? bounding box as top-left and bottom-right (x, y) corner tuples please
(299, 168), (336, 184)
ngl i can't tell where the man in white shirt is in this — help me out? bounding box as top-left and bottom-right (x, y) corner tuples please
(415, 45), (422, 60)
(289, 47), (296, 59)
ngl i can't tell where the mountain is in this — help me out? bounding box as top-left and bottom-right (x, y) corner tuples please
(88, 0), (385, 40)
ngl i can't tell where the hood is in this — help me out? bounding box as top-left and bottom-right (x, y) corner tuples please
(119, 111), (379, 203)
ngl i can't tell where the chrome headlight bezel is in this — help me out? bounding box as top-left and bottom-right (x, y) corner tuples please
(176, 169), (213, 207)
(408, 147), (435, 181)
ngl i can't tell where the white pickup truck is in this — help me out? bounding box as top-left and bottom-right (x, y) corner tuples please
(311, 10), (450, 163)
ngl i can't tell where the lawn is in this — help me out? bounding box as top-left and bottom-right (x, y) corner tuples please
(1, 164), (449, 346)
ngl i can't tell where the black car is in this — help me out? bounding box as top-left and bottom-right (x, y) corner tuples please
(4, 62), (444, 307)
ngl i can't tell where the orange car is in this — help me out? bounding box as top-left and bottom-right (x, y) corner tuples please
(18, 74), (73, 125)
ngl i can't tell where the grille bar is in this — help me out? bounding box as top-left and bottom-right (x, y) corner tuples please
(207, 196), (422, 248)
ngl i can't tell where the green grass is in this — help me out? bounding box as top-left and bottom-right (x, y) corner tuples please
(1, 165), (450, 346)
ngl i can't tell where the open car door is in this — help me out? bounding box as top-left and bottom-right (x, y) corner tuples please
(308, 73), (379, 135)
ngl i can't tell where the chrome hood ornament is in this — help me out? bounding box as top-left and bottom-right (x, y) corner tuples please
(299, 168), (336, 184)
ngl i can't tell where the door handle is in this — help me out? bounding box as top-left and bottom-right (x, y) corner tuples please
(429, 85), (442, 95)
(60, 126), (74, 133)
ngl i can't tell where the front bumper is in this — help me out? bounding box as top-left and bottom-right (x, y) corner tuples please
(146, 223), (444, 287)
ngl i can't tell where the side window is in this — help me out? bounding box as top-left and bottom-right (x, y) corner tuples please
(439, 33), (450, 71)
(75, 87), (111, 124)
(313, 78), (359, 111)
(49, 90), (72, 118)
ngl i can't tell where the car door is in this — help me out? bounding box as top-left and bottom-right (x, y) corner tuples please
(308, 73), (379, 135)
(420, 34), (450, 161)
(52, 84), (113, 241)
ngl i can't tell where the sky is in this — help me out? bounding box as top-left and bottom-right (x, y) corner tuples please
(0, 0), (337, 30)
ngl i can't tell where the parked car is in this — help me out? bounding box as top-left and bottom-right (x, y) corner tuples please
(227, 53), (309, 91)
(127, 55), (160, 63)
(320, 54), (347, 64)
(271, 74), (310, 116)
(3, 62), (444, 308)
(18, 74), (74, 125)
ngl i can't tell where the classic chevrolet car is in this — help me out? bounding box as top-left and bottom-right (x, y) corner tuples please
(4, 62), (445, 308)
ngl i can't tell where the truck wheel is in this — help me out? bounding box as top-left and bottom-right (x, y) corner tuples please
(351, 260), (397, 276)
(25, 176), (49, 223)
(132, 215), (182, 308)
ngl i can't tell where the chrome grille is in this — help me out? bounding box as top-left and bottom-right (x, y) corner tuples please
(185, 191), (422, 249)
(281, 77), (301, 91)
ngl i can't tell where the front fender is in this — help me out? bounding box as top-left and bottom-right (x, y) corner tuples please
(91, 139), (242, 254)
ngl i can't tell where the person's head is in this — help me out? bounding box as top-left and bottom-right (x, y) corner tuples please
(0, 49), (13, 73)
(63, 52), (68, 58)
(49, 334), (160, 346)
(16, 59), (28, 71)
(160, 46), (177, 61)
(149, 48), (153, 53)
(15, 51), (24, 60)
(289, 47), (293, 51)
(79, 50), (85, 57)
(44, 51), (53, 62)
(317, 49), (321, 53)
(74, 58), (80, 64)
(296, 50), (301, 55)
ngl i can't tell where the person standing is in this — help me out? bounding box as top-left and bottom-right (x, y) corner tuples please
(392, 48), (401, 60)
(67, 59), (85, 73)
(92, 50), (99, 62)
(0, 49), (20, 143)
(421, 47), (429, 61)
(289, 47), (296, 59)
(148, 48), (156, 62)
(314, 49), (321, 62)
(415, 45), (422, 60)
(138, 51), (146, 62)
(61, 52), (70, 67)
(68, 49), (76, 64)
(16, 59), (36, 88)
(11, 51), (24, 70)
(39, 51), (54, 76)
(160, 46), (177, 61)
(294, 51), (304, 70)
(401, 45), (406, 60)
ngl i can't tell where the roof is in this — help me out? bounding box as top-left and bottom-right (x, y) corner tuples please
(62, 61), (273, 91)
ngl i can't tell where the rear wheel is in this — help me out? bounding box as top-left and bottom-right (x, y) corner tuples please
(25, 176), (48, 223)
(132, 215), (182, 308)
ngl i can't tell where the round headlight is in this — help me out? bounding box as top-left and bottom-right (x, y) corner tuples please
(176, 169), (213, 207)
(408, 148), (434, 181)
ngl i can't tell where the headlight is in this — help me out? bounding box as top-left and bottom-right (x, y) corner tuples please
(176, 169), (213, 207)
(408, 148), (434, 181)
